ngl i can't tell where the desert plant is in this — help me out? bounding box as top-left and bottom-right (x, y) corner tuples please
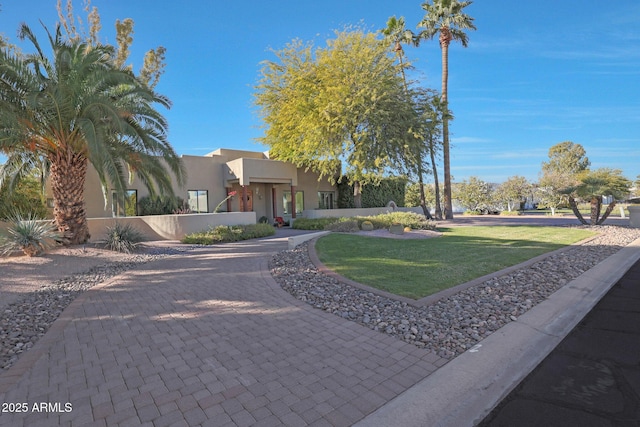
(361, 220), (374, 231)
(102, 222), (145, 253)
(0, 213), (62, 257)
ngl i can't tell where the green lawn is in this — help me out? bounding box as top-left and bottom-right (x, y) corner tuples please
(314, 226), (596, 299)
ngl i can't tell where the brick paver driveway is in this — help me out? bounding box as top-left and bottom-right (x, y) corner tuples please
(0, 235), (445, 427)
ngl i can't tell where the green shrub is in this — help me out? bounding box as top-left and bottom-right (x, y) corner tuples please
(0, 213), (62, 257)
(138, 195), (184, 216)
(361, 220), (374, 231)
(500, 210), (522, 216)
(336, 176), (407, 208)
(355, 212), (435, 230)
(102, 222), (145, 253)
(182, 223), (275, 244)
(325, 219), (360, 233)
(258, 216), (269, 224)
(0, 176), (49, 221)
(292, 217), (342, 230)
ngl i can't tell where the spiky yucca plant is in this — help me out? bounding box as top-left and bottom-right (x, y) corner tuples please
(102, 222), (144, 253)
(0, 213), (62, 257)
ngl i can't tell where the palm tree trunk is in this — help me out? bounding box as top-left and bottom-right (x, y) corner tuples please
(440, 30), (453, 219)
(50, 150), (91, 245)
(590, 196), (601, 225)
(568, 196), (588, 225)
(429, 142), (443, 220)
(597, 201), (616, 225)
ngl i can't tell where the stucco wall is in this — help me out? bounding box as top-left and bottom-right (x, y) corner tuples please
(87, 212), (256, 241)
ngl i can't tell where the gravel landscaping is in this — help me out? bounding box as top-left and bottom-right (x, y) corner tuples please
(270, 225), (640, 359)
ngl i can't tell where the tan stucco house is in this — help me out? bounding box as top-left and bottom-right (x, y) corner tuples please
(80, 148), (337, 223)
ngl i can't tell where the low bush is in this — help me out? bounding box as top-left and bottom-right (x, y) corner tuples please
(0, 213), (62, 257)
(354, 212), (435, 230)
(500, 210), (522, 216)
(182, 223), (275, 244)
(292, 217), (342, 230)
(102, 222), (145, 253)
(361, 220), (374, 231)
(138, 195), (184, 216)
(291, 212), (434, 231)
(325, 219), (360, 233)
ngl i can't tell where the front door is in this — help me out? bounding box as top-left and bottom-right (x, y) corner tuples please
(239, 190), (253, 212)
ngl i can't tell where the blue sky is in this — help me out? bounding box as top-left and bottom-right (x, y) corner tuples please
(1, 0), (638, 183)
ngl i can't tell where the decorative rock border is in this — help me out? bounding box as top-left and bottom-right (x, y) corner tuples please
(270, 226), (640, 359)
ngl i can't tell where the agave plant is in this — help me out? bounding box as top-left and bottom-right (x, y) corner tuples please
(102, 222), (145, 254)
(0, 213), (62, 257)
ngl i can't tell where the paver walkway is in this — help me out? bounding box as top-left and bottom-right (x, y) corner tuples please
(0, 235), (446, 427)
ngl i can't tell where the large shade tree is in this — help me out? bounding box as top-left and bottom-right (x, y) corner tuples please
(255, 28), (418, 208)
(417, 0), (476, 219)
(538, 141), (590, 215)
(0, 24), (185, 244)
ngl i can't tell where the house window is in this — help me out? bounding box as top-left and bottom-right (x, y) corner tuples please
(188, 190), (209, 213)
(283, 191), (304, 215)
(112, 190), (138, 217)
(318, 192), (335, 209)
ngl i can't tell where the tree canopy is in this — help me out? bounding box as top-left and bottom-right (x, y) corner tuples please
(254, 28), (419, 206)
(541, 141), (590, 176)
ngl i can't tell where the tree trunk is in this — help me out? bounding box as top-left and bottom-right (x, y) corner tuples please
(597, 201), (617, 225)
(353, 180), (362, 208)
(590, 196), (602, 225)
(429, 142), (443, 220)
(49, 150), (91, 245)
(417, 163), (433, 220)
(440, 29), (453, 220)
(568, 196), (588, 225)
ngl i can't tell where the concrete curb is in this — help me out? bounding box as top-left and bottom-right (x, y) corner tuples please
(354, 236), (640, 427)
(287, 230), (330, 249)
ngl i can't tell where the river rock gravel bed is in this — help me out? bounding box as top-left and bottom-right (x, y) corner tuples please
(0, 246), (193, 371)
(270, 226), (640, 359)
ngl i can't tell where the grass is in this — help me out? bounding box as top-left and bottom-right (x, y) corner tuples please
(314, 226), (596, 299)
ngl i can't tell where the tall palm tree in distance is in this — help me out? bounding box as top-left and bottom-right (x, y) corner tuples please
(418, 0), (476, 219)
(381, 16), (435, 219)
(0, 24), (185, 244)
(381, 16), (416, 93)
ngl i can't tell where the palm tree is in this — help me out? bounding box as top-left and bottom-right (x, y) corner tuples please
(417, 0), (476, 219)
(381, 17), (435, 219)
(565, 168), (631, 225)
(381, 16), (416, 93)
(0, 24), (185, 245)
